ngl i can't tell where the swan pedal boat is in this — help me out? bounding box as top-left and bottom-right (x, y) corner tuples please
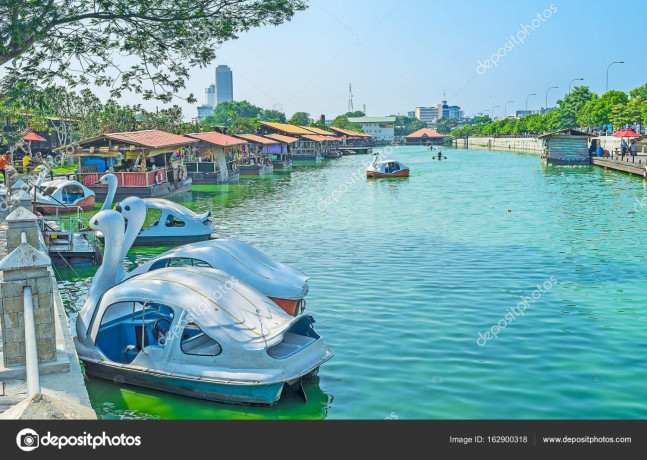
(126, 239), (309, 317)
(366, 160), (410, 178)
(118, 198), (215, 246)
(30, 166), (96, 214)
(76, 211), (332, 406)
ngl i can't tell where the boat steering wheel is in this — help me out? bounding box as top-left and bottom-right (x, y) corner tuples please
(153, 317), (172, 346)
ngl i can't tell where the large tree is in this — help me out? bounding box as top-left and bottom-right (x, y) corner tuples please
(394, 116), (426, 136)
(202, 100), (262, 126)
(288, 111), (311, 126)
(435, 117), (459, 135)
(0, 1), (307, 103)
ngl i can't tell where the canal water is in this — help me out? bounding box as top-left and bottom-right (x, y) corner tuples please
(56, 146), (647, 419)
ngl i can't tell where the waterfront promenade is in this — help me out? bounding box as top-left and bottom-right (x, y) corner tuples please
(0, 195), (95, 419)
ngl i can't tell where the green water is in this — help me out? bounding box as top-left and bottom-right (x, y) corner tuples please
(56, 146), (647, 419)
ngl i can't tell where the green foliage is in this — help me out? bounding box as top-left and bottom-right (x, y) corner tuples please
(308, 119), (330, 131)
(394, 116), (427, 136)
(610, 97), (644, 127)
(260, 109), (286, 123)
(629, 84), (647, 100)
(0, 1), (308, 103)
(576, 90), (628, 127)
(288, 112), (311, 126)
(330, 115), (363, 132)
(435, 117), (459, 135)
(228, 117), (260, 135)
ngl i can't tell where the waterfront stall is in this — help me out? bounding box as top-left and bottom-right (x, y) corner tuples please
(302, 135), (341, 159)
(232, 134), (275, 175)
(537, 128), (593, 166)
(184, 132), (245, 184)
(264, 134), (297, 174)
(259, 122), (323, 162)
(328, 127), (373, 154)
(405, 128), (446, 145)
(58, 130), (197, 200)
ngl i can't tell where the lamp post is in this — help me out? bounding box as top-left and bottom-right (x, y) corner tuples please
(491, 105), (499, 119)
(504, 101), (513, 117)
(545, 86), (558, 112)
(606, 61), (624, 92)
(526, 93), (536, 112)
(569, 78), (584, 95)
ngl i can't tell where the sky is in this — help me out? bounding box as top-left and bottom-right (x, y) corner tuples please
(59, 0), (647, 120)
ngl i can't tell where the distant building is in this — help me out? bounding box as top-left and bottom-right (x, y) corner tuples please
(414, 100), (463, 126)
(216, 65), (233, 104)
(347, 116), (396, 141)
(206, 84), (216, 107)
(414, 107), (439, 125)
(407, 111), (416, 118)
(405, 128), (445, 145)
(516, 110), (532, 118)
(197, 105), (214, 122)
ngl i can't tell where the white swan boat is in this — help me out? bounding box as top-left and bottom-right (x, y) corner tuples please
(116, 198), (215, 246)
(75, 210), (332, 405)
(31, 166), (96, 214)
(116, 193), (309, 317)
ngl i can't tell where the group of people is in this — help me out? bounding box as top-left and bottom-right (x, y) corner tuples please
(589, 138), (639, 159)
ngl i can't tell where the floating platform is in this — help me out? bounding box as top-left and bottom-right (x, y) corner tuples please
(339, 146), (372, 155)
(239, 164), (273, 176)
(89, 178), (193, 201)
(592, 155), (647, 177)
(271, 159), (293, 174)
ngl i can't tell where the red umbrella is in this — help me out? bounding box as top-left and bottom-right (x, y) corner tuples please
(22, 131), (47, 142)
(613, 129), (640, 138)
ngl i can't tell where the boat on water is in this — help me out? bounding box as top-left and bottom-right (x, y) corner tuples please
(31, 166), (96, 214)
(366, 154), (410, 178)
(115, 197), (215, 246)
(75, 210), (332, 406)
(98, 174), (310, 316)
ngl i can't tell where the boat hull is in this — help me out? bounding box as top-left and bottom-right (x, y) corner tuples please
(98, 233), (214, 247)
(269, 297), (301, 317)
(82, 360), (286, 406)
(89, 178), (192, 201)
(187, 171), (240, 184)
(366, 169), (410, 178)
(35, 195), (96, 215)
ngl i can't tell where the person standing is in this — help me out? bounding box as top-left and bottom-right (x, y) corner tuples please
(621, 138), (628, 159)
(630, 141), (638, 156)
(0, 152), (10, 185)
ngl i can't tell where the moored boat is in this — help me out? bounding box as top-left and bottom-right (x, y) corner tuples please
(75, 210), (332, 406)
(31, 166), (96, 214)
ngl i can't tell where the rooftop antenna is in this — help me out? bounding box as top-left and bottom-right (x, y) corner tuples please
(348, 83), (354, 112)
(363, 103), (366, 115)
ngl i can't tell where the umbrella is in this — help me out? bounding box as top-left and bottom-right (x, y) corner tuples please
(22, 131), (47, 142)
(613, 129), (640, 138)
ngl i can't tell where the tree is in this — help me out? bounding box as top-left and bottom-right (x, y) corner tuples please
(288, 112), (311, 126)
(228, 117), (260, 135)
(436, 117), (459, 135)
(0, 1), (307, 103)
(629, 84), (647, 100)
(202, 100), (262, 127)
(553, 86), (595, 129)
(330, 114), (363, 132)
(576, 90), (628, 128)
(260, 109), (286, 123)
(344, 111), (365, 118)
(394, 116), (426, 136)
(610, 97), (645, 127)
(308, 119), (329, 131)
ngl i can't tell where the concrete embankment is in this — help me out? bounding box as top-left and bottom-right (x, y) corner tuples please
(0, 188), (95, 419)
(453, 136), (542, 153)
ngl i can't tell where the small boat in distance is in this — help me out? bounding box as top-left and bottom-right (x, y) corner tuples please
(366, 153), (410, 178)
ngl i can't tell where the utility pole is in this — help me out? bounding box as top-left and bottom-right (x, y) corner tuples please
(348, 84), (354, 112)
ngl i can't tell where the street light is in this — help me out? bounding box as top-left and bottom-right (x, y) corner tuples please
(569, 78), (584, 95)
(606, 61), (624, 92)
(545, 86), (558, 112)
(504, 100), (513, 117)
(526, 93), (536, 111)
(491, 105), (499, 119)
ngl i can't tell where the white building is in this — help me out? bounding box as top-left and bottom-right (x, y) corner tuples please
(414, 107), (439, 125)
(347, 116), (396, 141)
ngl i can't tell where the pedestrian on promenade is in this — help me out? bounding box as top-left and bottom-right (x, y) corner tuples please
(621, 138), (628, 158)
(630, 141), (638, 156)
(0, 152), (10, 185)
(597, 142), (604, 157)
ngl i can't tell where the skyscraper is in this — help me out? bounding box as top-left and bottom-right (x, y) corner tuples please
(205, 84), (216, 107)
(215, 65), (233, 104)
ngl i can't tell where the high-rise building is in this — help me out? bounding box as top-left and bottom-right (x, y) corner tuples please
(414, 107), (439, 125)
(215, 65), (233, 104)
(206, 84), (216, 107)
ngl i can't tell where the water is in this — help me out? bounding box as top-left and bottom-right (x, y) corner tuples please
(56, 146), (647, 419)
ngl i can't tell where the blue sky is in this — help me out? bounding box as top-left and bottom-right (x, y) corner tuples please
(129, 0), (647, 120)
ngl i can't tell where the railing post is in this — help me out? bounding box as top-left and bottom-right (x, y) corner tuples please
(23, 286), (41, 396)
